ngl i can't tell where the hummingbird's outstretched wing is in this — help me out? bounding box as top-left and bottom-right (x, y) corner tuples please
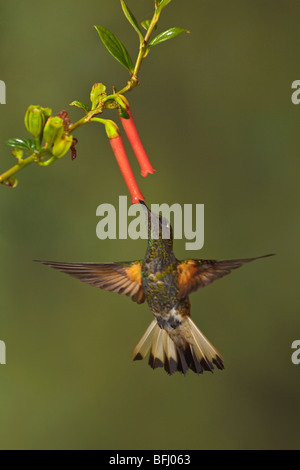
(36, 260), (145, 304)
(177, 254), (274, 299)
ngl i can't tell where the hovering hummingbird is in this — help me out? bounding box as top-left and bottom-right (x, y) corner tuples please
(38, 202), (273, 375)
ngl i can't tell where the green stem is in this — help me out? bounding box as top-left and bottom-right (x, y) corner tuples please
(117, 10), (161, 95)
(68, 114), (93, 133)
(38, 156), (57, 167)
(91, 117), (120, 139)
(35, 136), (41, 150)
(0, 154), (36, 184)
(90, 117), (108, 125)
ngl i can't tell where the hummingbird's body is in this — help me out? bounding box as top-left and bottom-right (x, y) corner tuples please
(38, 202), (273, 375)
(142, 235), (179, 318)
(141, 236), (191, 348)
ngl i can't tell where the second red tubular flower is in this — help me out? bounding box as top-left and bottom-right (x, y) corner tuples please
(119, 106), (156, 178)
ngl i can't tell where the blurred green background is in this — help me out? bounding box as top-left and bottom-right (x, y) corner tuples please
(0, 0), (299, 450)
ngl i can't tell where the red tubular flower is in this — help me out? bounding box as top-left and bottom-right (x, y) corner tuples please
(109, 135), (145, 204)
(120, 108), (156, 178)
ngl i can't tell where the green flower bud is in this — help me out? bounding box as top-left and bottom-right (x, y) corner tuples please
(24, 105), (52, 138)
(52, 133), (73, 158)
(43, 117), (64, 147)
(104, 120), (120, 140)
(42, 107), (52, 120)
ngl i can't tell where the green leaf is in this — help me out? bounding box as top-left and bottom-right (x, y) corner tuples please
(6, 138), (36, 151)
(157, 0), (173, 13)
(141, 19), (151, 31)
(94, 25), (134, 72)
(120, 0), (144, 41)
(12, 148), (24, 161)
(148, 27), (189, 48)
(141, 19), (157, 31)
(69, 101), (91, 113)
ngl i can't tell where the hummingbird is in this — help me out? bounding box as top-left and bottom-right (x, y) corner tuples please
(37, 202), (273, 375)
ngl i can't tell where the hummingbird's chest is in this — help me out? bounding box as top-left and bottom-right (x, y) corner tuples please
(141, 257), (180, 314)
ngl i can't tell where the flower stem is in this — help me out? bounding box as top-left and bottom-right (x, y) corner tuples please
(117, 10), (161, 95)
(0, 154), (36, 185)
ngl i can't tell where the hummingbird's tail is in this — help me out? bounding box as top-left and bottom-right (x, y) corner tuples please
(133, 318), (224, 375)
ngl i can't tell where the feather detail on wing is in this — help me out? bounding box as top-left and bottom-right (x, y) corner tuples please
(177, 254), (274, 299)
(36, 260), (145, 304)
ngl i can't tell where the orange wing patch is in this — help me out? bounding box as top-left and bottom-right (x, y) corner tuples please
(177, 260), (198, 289)
(126, 262), (143, 285)
(126, 261), (145, 304)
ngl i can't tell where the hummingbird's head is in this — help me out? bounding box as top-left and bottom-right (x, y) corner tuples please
(139, 201), (173, 243)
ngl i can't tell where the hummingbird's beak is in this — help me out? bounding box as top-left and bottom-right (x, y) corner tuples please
(139, 200), (151, 215)
(139, 200), (149, 209)
(139, 200), (153, 237)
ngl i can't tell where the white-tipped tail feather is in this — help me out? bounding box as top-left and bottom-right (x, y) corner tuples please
(133, 320), (157, 360)
(133, 317), (224, 375)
